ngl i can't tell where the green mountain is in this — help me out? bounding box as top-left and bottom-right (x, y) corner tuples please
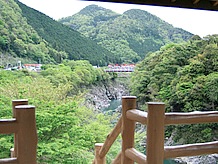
(59, 5), (193, 63)
(0, 0), (118, 66)
(130, 34), (218, 145)
(0, 0), (55, 65)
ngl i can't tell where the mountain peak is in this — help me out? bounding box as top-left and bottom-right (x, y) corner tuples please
(123, 9), (161, 22)
(79, 4), (115, 16)
(124, 9), (150, 15)
(59, 5), (193, 63)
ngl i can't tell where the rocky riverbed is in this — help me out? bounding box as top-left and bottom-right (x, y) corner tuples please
(84, 80), (129, 111)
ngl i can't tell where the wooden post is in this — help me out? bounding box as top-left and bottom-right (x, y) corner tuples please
(12, 99), (28, 158)
(146, 102), (165, 164)
(15, 105), (37, 164)
(10, 148), (15, 158)
(121, 96), (136, 164)
(95, 143), (106, 164)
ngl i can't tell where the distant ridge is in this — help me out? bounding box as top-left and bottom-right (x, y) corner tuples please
(16, 1), (120, 66)
(59, 5), (193, 63)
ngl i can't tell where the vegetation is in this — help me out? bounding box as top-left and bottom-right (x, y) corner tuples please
(0, 0), (65, 65)
(0, 0), (119, 67)
(1, 0), (217, 162)
(0, 60), (118, 163)
(59, 5), (193, 63)
(130, 35), (218, 144)
(16, 1), (119, 66)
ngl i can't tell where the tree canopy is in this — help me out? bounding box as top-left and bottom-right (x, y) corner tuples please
(0, 60), (117, 163)
(0, 0), (119, 67)
(59, 5), (193, 63)
(130, 35), (218, 143)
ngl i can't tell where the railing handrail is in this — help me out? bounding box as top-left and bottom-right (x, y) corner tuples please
(0, 100), (37, 164)
(0, 119), (18, 134)
(126, 110), (218, 125)
(165, 111), (218, 125)
(94, 96), (218, 164)
(0, 158), (17, 164)
(99, 117), (122, 158)
(164, 141), (218, 159)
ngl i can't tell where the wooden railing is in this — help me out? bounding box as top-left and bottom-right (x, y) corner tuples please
(0, 100), (37, 164)
(93, 96), (218, 164)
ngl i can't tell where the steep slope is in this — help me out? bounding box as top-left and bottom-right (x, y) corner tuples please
(0, 0), (119, 66)
(16, 1), (119, 66)
(0, 0), (58, 64)
(59, 5), (193, 63)
(15, 2), (118, 65)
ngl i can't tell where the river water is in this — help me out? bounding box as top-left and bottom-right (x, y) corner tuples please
(103, 99), (177, 164)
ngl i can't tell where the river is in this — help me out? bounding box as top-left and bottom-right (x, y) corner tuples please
(103, 99), (177, 164)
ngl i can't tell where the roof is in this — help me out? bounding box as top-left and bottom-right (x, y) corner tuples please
(87, 0), (218, 11)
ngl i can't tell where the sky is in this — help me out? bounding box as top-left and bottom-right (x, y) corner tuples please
(18, 0), (218, 37)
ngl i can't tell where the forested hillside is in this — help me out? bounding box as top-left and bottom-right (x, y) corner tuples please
(130, 35), (218, 144)
(0, 0), (59, 64)
(59, 5), (193, 63)
(0, 0), (119, 66)
(16, 1), (119, 66)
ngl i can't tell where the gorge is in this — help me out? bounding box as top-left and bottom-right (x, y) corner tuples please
(85, 77), (218, 164)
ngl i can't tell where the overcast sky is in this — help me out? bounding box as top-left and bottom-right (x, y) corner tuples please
(18, 0), (218, 37)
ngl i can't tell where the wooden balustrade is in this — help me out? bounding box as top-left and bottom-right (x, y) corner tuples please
(165, 111), (218, 125)
(2, 97), (216, 164)
(0, 100), (37, 164)
(121, 96), (136, 164)
(112, 152), (121, 164)
(164, 141), (218, 159)
(125, 148), (146, 164)
(99, 117), (122, 158)
(94, 96), (218, 164)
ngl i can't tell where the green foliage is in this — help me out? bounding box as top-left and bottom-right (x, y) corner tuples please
(0, 134), (13, 159)
(0, 68), (114, 163)
(0, 0), (57, 64)
(59, 5), (193, 63)
(174, 123), (217, 144)
(0, 1), (119, 66)
(130, 35), (218, 143)
(16, 1), (119, 66)
(40, 60), (114, 96)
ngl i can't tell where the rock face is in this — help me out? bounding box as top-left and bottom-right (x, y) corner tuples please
(85, 80), (129, 111)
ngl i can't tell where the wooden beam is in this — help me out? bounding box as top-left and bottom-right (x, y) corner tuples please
(112, 152), (121, 164)
(165, 111), (218, 125)
(94, 143), (106, 164)
(0, 119), (17, 134)
(84, 0), (218, 11)
(16, 105), (37, 164)
(125, 148), (147, 164)
(12, 99), (28, 158)
(146, 102), (165, 164)
(0, 158), (17, 164)
(121, 96), (136, 164)
(99, 117), (122, 158)
(193, 0), (200, 4)
(164, 141), (218, 159)
(126, 109), (147, 125)
(212, 1), (218, 6)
